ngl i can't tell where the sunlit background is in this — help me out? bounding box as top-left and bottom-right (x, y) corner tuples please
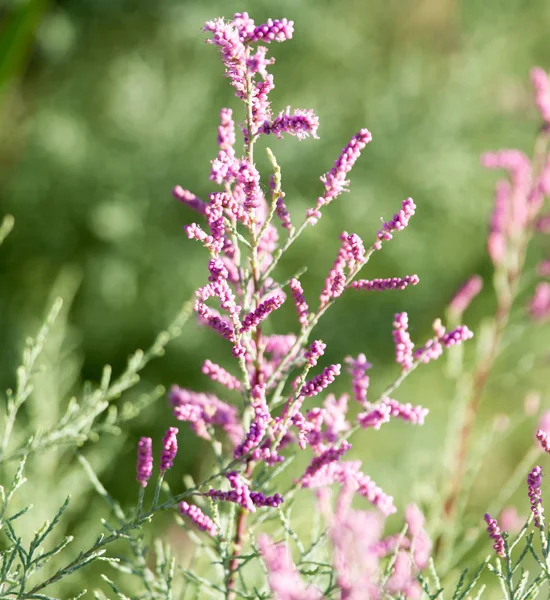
(1, 0), (550, 596)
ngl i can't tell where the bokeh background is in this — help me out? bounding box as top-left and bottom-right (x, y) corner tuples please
(1, 0), (550, 596)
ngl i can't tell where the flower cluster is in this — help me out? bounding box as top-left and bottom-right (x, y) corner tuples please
(135, 428), (179, 487)
(484, 513), (505, 557)
(135, 12), (477, 598)
(483, 68), (550, 321)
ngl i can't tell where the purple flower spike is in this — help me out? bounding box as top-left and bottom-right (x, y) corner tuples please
(249, 491), (284, 507)
(448, 275), (483, 316)
(441, 325), (474, 347)
(136, 437), (153, 488)
(274, 189), (292, 230)
(262, 107), (319, 140)
(527, 466), (544, 528)
(194, 301), (235, 341)
(236, 160), (263, 213)
(303, 441), (352, 479)
(204, 17), (248, 101)
(210, 108), (238, 185)
(319, 232), (366, 308)
(345, 354), (371, 406)
(160, 427), (178, 473)
(300, 364), (341, 398)
(234, 384), (271, 459)
(537, 429), (550, 453)
(240, 294), (284, 333)
(357, 404), (392, 430)
(247, 18), (294, 43)
(202, 359), (242, 391)
(170, 386), (243, 447)
(289, 278), (309, 328)
(258, 535), (323, 600)
(383, 398), (429, 425)
(350, 275), (419, 291)
(308, 129), (372, 223)
(304, 340), (326, 367)
(374, 198), (416, 250)
(531, 67), (550, 124)
(208, 471), (257, 512)
(484, 513), (505, 557)
(393, 312), (414, 372)
(173, 186), (208, 214)
(179, 501), (218, 537)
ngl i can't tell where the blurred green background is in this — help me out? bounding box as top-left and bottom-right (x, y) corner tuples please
(1, 0), (550, 596)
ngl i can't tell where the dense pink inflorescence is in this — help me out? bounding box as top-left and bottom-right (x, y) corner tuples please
(319, 232), (366, 308)
(208, 471), (283, 512)
(350, 275), (419, 291)
(234, 384), (271, 460)
(173, 186), (208, 214)
(301, 459), (396, 516)
(300, 364), (341, 398)
(160, 427), (179, 472)
(358, 398), (428, 429)
(262, 106), (319, 140)
(202, 359), (242, 391)
(210, 108), (237, 185)
(527, 466), (544, 528)
(393, 312), (414, 372)
(136, 437), (153, 488)
(179, 501), (219, 537)
(328, 483), (385, 599)
(289, 278), (309, 328)
(307, 129), (372, 223)
(484, 513), (505, 557)
(304, 340), (326, 368)
(536, 430), (550, 454)
(240, 294), (284, 333)
(168, 13), (474, 597)
(170, 386), (243, 447)
(448, 275), (483, 316)
(414, 321), (473, 364)
(258, 535), (323, 600)
(345, 353), (371, 406)
(374, 198), (416, 250)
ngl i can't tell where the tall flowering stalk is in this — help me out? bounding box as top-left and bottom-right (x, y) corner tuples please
(3, 13), (550, 600)
(441, 69), (550, 536)
(155, 12), (473, 598)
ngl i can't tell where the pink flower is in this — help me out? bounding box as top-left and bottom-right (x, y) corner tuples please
(374, 198), (416, 250)
(136, 437), (153, 487)
(258, 535), (323, 600)
(308, 129), (372, 223)
(484, 513), (505, 557)
(350, 275), (419, 292)
(448, 275), (483, 316)
(160, 427), (178, 472)
(179, 501), (218, 537)
(527, 466), (544, 528)
(393, 312), (414, 372)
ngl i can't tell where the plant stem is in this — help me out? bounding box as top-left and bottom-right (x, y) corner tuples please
(440, 130), (549, 534)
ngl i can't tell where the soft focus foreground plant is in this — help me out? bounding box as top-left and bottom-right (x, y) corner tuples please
(1, 11), (550, 600)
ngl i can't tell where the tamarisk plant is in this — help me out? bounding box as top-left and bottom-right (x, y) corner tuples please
(140, 12), (474, 599)
(1, 11), (550, 600)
